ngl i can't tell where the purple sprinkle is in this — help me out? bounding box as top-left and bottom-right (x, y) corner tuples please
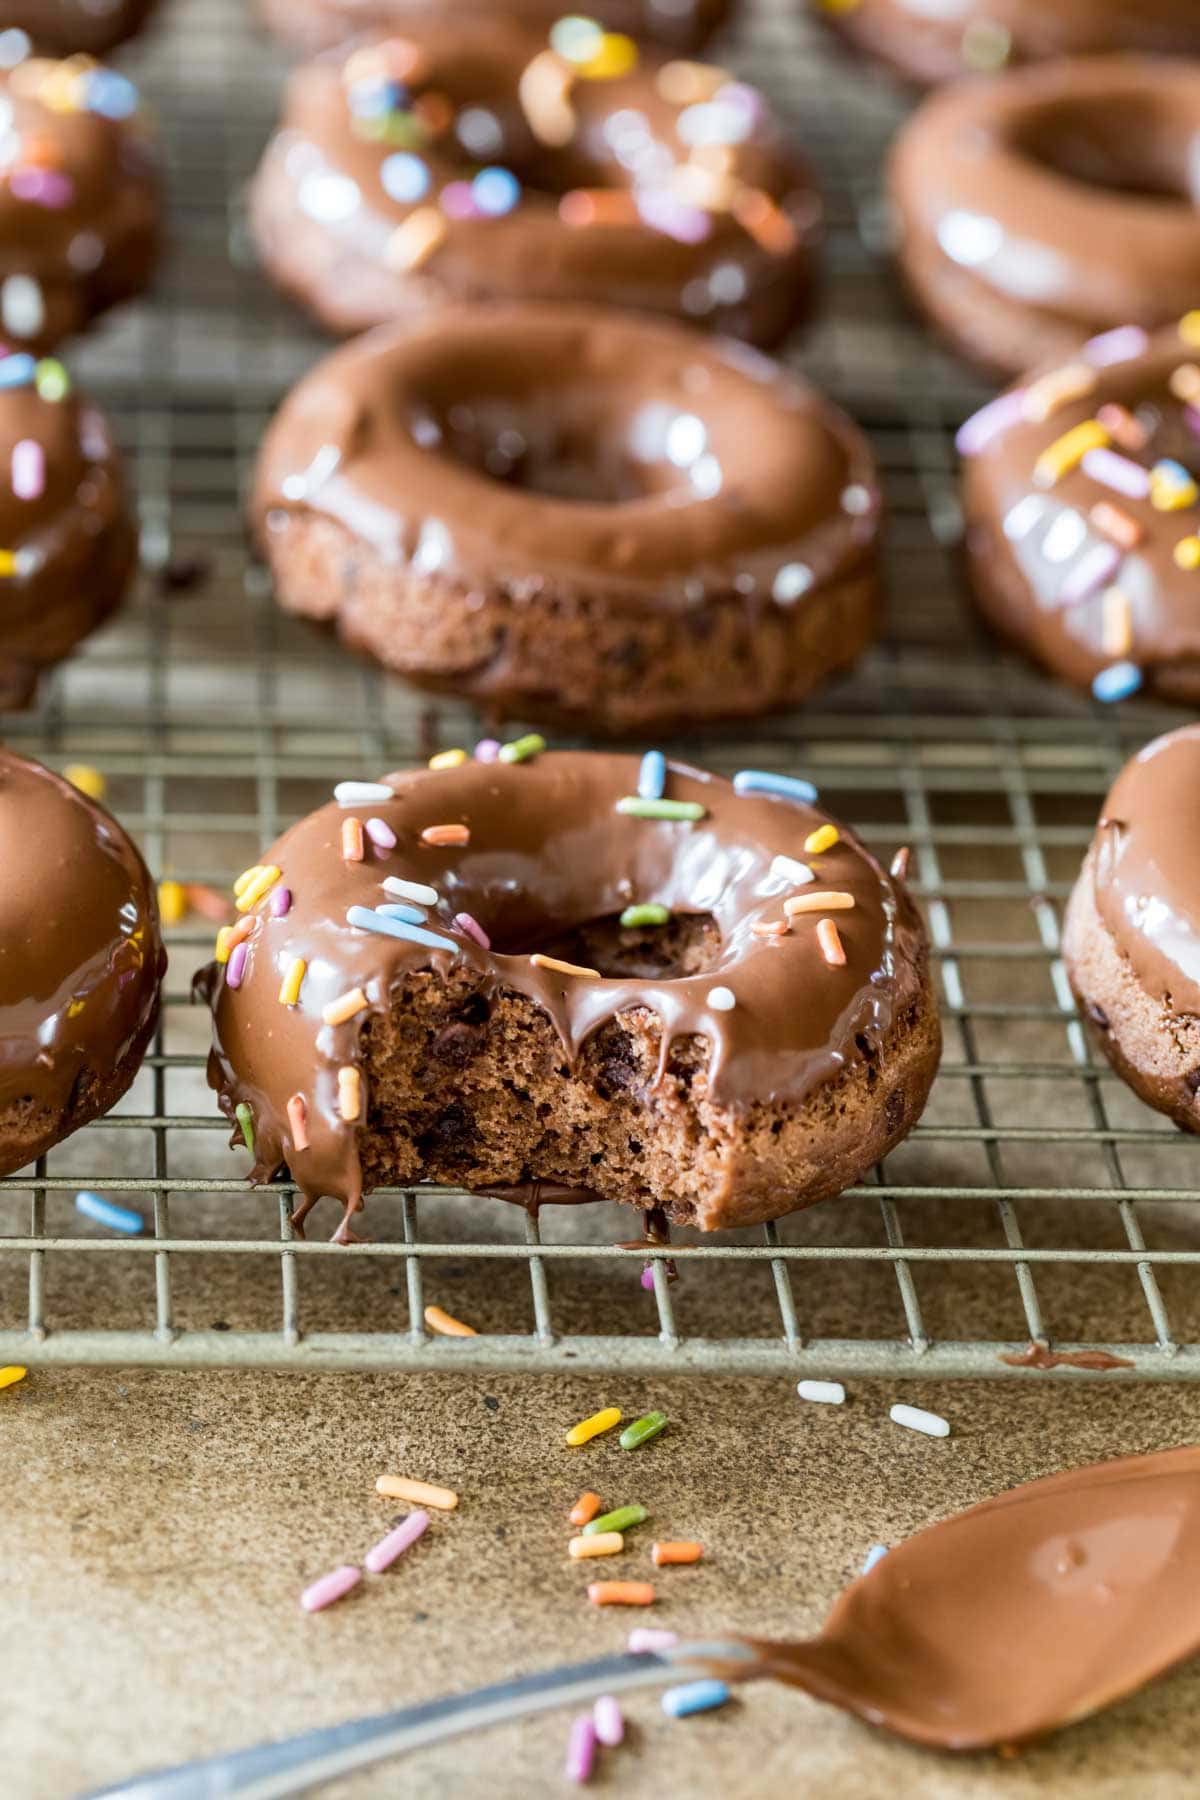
(1186, 406), (1200, 440)
(1058, 540), (1122, 605)
(226, 940), (248, 988)
(640, 1264), (656, 1291)
(454, 910), (491, 949)
(629, 1627), (678, 1653)
(474, 738), (501, 763)
(1079, 446), (1151, 500)
(1083, 325), (1149, 367)
(9, 167), (74, 209)
(11, 437), (43, 500)
(269, 885), (292, 917)
(364, 817), (397, 850)
(636, 189), (712, 244)
(954, 390), (1026, 458)
(564, 1714), (597, 1785)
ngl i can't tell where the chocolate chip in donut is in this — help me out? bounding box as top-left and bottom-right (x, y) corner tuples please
(4, 4), (159, 57)
(0, 349), (137, 703)
(258, 0), (733, 58)
(0, 750), (166, 1178)
(959, 316), (1200, 705)
(890, 55), (1200, 377)
(250, 20), (819, 346)
(252, 303), (882, 733)
(198, 749), (940, 1241)
(0, 43), (161, 355)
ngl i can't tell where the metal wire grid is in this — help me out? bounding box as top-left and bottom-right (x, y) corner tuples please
(1, 0), (1199, 1377)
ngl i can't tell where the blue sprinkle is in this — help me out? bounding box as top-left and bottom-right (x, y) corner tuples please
(85, 69), (139, 119)
(0, 352), (36, 389)
(346, 905), (458, 953)
(732, 769), (818, 805)
(75, 1190), (144, 1236)
(637, 750), (666, 800)
(376, 903), (427, 925)
(661, 1679), (730, 1719)
(861, 1543), (889, 1574)
(471, 165), (521, 217)
(1091, 661), (1143, 704)
(381, 151), (430, 204)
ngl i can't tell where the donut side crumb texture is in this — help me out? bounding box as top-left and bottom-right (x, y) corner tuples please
(0, 1023), (158, 1178)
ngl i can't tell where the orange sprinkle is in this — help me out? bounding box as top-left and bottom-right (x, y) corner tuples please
(424, 1304), (477, 1338)
(342, 816), (365, 862)
(421, 823), (470, 847)
(587, 1581), (655, 1607)
(559, 188), (641, 228)
(322, 985), (368, 1027)
(1170, 363), (1200, 403)
(570, 1491), (603, 1527)
(784, 890), (855, 916)
(751, 919), (789, 937)
(185, 882), (232, 922)
(817, 919), (846, 967)
(530, 952), (602, 981)
(652, 1540), (704, 1566)
(1102, 586), (1134, 659)
(1095, 403), (1147, 452)
(733, 187), (798, 255)
(375, 1474), (459, 1510)
(287, 1093), (309, 1152)
(1089, 500), (1143, 550)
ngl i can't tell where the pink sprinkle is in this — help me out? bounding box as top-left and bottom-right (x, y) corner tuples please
(364, 816), (397, 850)
(440, 180), (481, 220)
(9, 167), (74, 209)
(269, 885), (292, 917)
(1083, 325), (1149, 367)
(1080, 446), (1151, 500)
(474, 738), (501, 763)
(454, 910), (490, 949)
(1059, 540), (1122, 605)
(640, 1265), (656, 1290)
(11, 437), (43, 500)
(364, 1509), (429, 1573)
(226, 941), (248, 988)
(954, 389), (1026, 458)
(628, 1627), (678, 1653)
(300, 1564), (361, 1613)
(593, 1696), (624, 1747)
(564, 1714), (597, 1784)
(636, 189), (712, 244)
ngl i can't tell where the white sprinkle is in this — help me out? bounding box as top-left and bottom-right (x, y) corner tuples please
(2, 274), (43, 340)
(382, 875), (439, 907)
(841, 483), (872, 516)
(706, 985), (736, 1012)
(861, 1543), (889, 1574)
(770, 854), (814, 887)
(334, 781), (395, 806)
(772, 562), (813, 604)
(797, 1380), (845, 1405)
(889, 1403), (950, 1439)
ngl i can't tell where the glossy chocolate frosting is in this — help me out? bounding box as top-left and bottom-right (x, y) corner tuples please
(7, 3), (159, 56)
(735, 1445), (1200, 1749)
(200, 751), (925, 1224)
(0, 749), (165, 1176)
(960, 319), (1200, 699)
(251, 22), (816, 345)
(0, 48), (160, 355)
(258, 0), (732, 57)
(0, 355), (136, 704)
(253, 304), (879, 620)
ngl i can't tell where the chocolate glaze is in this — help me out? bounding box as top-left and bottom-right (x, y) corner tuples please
(253, 304), (879, 621)
(890, 57), (1200, 377)
(258, 0), (732, 57)
(729, 1445), (1200, 1749)
(200, 751), (927, 1229)
(0, 361), (136, 703)
(821, 0), (1200, 86)
(0, 750), (165, 1176)
(9, 2), (159, 56)
(960, 320), (1200, 700)
(251, 23), (817, 346)
(1000, 1342), (1135, 1371)
(0, 48), (161, 355)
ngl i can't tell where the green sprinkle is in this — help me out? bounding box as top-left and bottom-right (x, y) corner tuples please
(235, 1102), (255, 1154)
(619, 1410), (668, 1451)
(619, 903), (670, 929)
(616, 798), (706, 822)
(498, 733), (546, 765)
(35, 359), (69, 402)
(583, 1503), (649, 1537)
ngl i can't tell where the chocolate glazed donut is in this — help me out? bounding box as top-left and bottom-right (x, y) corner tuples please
(815, 0), (1200, 86)
(249, 22), (818, 347)
(258, 0), (732, 58)
(6, 3), (159, 57)
(889, 56), (1200, 379)
(252, 304), (883, 734)
(198, 751), (940, 1240)
(959, 318), (1200, 706)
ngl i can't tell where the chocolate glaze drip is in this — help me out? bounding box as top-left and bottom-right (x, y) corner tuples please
(257, 0), (732, 57)
(729, 1445), (1200, 1750)
(1000, 1342), (1135, 1371)
(0, 750), (165, 1175)
(200, 751), (925, 1226)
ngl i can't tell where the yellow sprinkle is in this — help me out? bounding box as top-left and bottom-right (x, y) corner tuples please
(1152, 469), (1200, 511)
(1033, 421), (1109, 488)
(383, 205), (448, 273)
(656, 60), (728, 104)
(803, 824), (840, 855)
(0, 1366), (27, 1391)
(429, 748), (467, 769)
(518, 47), (576, 148)
(566, 1406), (623, 1447)
(1021, 362), (1098, 423)
(233, 864), (264, 897)
(1180, 311), (1200, 348)
(1169, 363), (1200, 403)
(279, 957), (307, 1007)
(1175, 536), (1200, 570)
(0, 550), (16, 577)
(236, 865), (282, 912)
(569, 1532), (625, 1559)
(337, 1064), (361, 1122)
(424, 1304), (477, 1338)
(63, 763), (106, 799)
(817, 0), (861, 11)
(784, 890), (856, 915)
(530, 952), (602, 981)
(1101, 586), (1133, 659)
(322, 985), (368, 1026)
(157, 879), (188, 927)
(215, 925), (235, 964)
(577, 31), (638, 79)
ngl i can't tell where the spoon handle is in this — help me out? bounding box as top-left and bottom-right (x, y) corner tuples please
(79, 1640), (756, 1800)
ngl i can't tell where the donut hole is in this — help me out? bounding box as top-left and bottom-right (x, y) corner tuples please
(490, 909), (722, 980)
(1010, 97), (1200, 203)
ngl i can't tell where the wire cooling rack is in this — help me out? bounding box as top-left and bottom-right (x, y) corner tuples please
(2, 0), (1199, 1379)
